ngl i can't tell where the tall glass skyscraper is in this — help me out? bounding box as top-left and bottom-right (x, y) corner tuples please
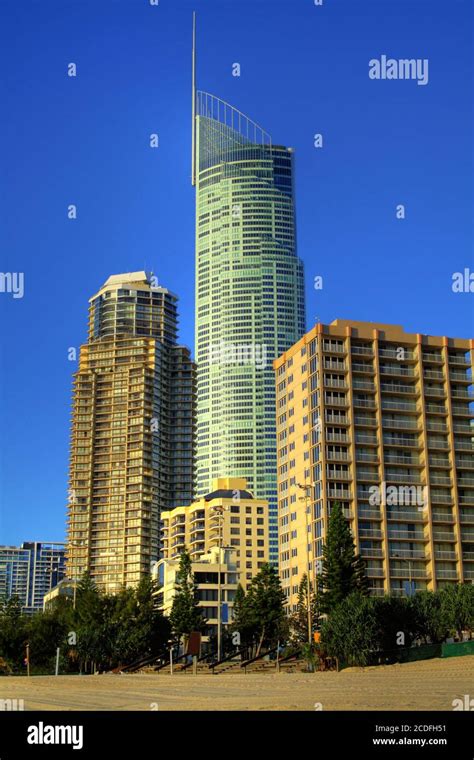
(192, 19), (306, 560)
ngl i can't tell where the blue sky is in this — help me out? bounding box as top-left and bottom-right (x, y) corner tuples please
(0, 0), (472, 545)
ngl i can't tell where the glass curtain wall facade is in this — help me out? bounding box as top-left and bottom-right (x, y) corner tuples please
(194, 92), (306, 560)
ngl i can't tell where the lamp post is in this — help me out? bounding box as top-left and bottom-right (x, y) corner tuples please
(297, 482), (316, 645)
(210, 505), (229, 661)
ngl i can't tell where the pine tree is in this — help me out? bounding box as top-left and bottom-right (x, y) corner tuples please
(230, 583), (255, 654)
(245, 563), (287, 656)
(289, 573), (317, 646)
(320, 502), (369, 613)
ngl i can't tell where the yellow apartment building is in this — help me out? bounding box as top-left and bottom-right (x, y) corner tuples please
(274, 320), (474, 612)
(160, 477), (269, 588)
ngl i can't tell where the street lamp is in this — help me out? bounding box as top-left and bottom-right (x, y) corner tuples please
(297, 482), (316, 645)
(209, 504), (229, 661)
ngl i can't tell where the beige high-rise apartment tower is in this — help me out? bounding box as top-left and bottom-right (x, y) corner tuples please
(274, 320), (473, 612)
(66, 272), (196, 593)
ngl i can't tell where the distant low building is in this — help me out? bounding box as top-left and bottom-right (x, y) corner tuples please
(152, 546), (238, 647)
(43, 578), (79, 610)
(0, 542), (66, 613)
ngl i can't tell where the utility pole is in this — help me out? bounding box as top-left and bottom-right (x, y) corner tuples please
(297, 482), (315, 645)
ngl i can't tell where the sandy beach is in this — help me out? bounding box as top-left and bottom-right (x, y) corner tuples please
(0, 655), (472, 711)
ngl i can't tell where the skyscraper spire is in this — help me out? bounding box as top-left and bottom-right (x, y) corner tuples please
(191, 11), (197, 186)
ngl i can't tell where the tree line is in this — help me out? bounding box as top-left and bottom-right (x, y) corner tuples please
(1, 502), (472, 673)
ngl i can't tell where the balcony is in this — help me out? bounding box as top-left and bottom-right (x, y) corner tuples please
(380, 365), (416, 378)
(424, 387), (446, 399)
(326, 432), (349, 443)
(325, 396), (349, 408)
(389, 548), (426, 559)
(387, 510), (425, 521)
(358, 509), (383, 519)
(426, 421), (448, 432)
(430, 474), (452, 486)
(351, 345), (374, 356)
(324, 378), (348, 389)
(381, 383), (418, 395)
(352, 363), (375, 375)
(356, 434), (379, 445)
(450, 371), (472, 382)
(390, 568), (428, 579)
(435, 569), (459, 579)
(354, 416), (378, 427)
(326, 451), (351, 462)
(431, 511), (454, 522)
(382, 400), (419, 413)
(383, 418), (419, 430)
(434, 550), (457, 560)
(327, 469), (351, 480)
(353, 398), (377, 409)
(451, 388), (474, 400)
(432, 532), (456, 542)
(323, 343), (346, 355)
(425, 403), (447, 414)
(323, 359), (346, 371)
(356, 470), (379, 482)
(327, 488), (352, 499)
(384, 436), (420, 448)
(366, 568), (385, 577)
(379, 349), (415, 361)
(353, 381), (376, 391)
(388, 530), (426, 541)
(356, 452), (379, 463)
(385, 472), (422, 484)
(448, 354), (470, 366)
(423, 353), (443, 363)
(427, 439), (450, 450)
(385, 455), (420, 466)
(460, 512), (474, 524)
(455, 440), (474, 451)
(429, 457), (451, 468)
(431, 493), (452, 504)
(452, 405), (474, 417)
(456, 457), (474, 469)
(359, 528), (383, 539)
(361, 547), (384, 558)
(325, 413), (349, 425)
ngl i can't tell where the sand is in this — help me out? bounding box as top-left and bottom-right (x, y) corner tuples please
(0, 656), (472, 711)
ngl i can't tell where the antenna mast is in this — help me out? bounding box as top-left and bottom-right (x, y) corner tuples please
(191, 11), (197, 186)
